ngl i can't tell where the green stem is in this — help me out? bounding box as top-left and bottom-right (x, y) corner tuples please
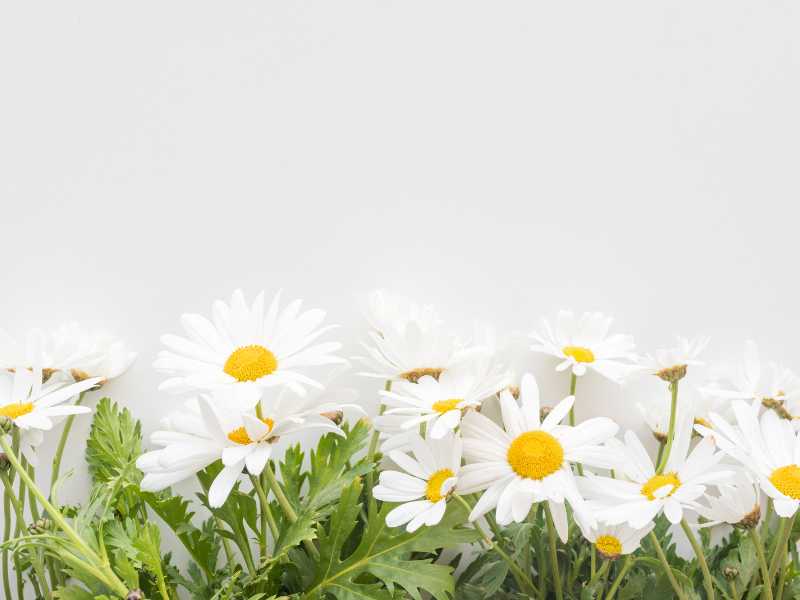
(0, 471), (51, 599)
(729, 578), (738, 600)
(0, 435), (129, 598)
(656, 381), (679, 474)
(776, 559), (789, 600)
(545, 504), (563, 600)
(567, 374), (584, 476)
(604, 556), (632, 600)
(366, 380), (391, 517)
(768, 514), (797, 586)
(249, 474), (271, 561)
(3, 487), (12, 600)
(50, 391), (86, 492)
(453, 495), (538, 596)
(750, 527), (773, 600)
(655, 440), (666, 469)
(680, 520), (714, 600)
(588, 559), (609, 588)
(263, 461), (320, 561)
(648, 531), (689, 600)
(591, 545), (597, 577)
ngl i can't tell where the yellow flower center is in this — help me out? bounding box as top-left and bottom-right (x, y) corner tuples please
(425, 468), (455, 502)
(641, 472), (681, 501)
(223, 345), (278, 382)
(507, 431), (564, 480)
(562, 346), (595, 363)
(595, 535), (623, 558)
(770, 465), (800, 500)
(227, 418), (275, 445)
(0, 402), (34, 420)
(431, 398), (461, 414)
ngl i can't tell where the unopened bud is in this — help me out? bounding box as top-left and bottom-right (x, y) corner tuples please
(656, 364), (687, 383)
(28, 518), (53, 534)
(723, 566), (739, 580)
(126, 590), (145, 600)
(0, 453), (10, 472)
(0, 416), (13, 434)
(321, 410), (343, 425)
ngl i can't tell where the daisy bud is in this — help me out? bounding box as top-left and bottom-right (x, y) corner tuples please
(0, 453), (9, 472)
(28, 518), (53, 534)
(321, 410), (343, 425)
(126, 590), (145, 600)
(723, 566), (739, 580)
(656, 364), (687, 383)
(0, 416), (13, 434)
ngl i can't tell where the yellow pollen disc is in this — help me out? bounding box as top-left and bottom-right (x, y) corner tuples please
(431, 398), (461, 414)
(562, 346), (595, 363)
(425, 468), (455, 502)
(641, 472), (681, 501)
(507, 431), (564, 480)
(227, 418), (275, 445)
(770, 465), (800, 500)
(595, 535), (623, 558)
(223, 345), (278, 382)
(0, 402), (34, 420)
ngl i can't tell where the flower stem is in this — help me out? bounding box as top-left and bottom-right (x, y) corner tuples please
(0, 435), (129, 598)
(545, 504), (564, 600)
(567, 374), (584, 476)
(366, 380), (391, 517)
(263, 461), (320, 561)
(680, 519), (714, 600)
(605, 556), (633, 600)
(1, 471), (51, 599)
(50, 391), (86, 492)
(656, 381), (679, 474)
(750, 527), (773, 600)
(648, 531), (689, 600)
(453, 495), (539, 597)
(249, 475), (270, 561)
(768, 513), (797, 585)
(3, 487), (12, 600)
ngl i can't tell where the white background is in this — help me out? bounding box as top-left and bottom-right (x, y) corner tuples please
(2, 0), (799, 590)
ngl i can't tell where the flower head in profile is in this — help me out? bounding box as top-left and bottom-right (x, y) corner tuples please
(530, 311), (637, 382)
(637, 335), (710, 383)
(695, 400), (800, 518)
(458, 374), (619, 541)
(355, 290), (483, 383)
(0, 366), (101, 465)
(580, 414), (732, 528)
(575, 518), (654, 560)
(154, 289), (345, 397)
(373, 433), (462, 532)
(694, 471), (761, 529)
(637, 388), (719, 444)
(0, 324), (136, 383)
(375, 360), (509, 440)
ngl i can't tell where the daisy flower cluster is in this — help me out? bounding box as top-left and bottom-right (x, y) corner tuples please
(138, 289), (360, 506)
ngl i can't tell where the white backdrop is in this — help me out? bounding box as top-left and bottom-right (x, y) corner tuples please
(2, 0), (799, 590)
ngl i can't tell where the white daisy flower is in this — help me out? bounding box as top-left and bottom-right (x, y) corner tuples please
(575, 518), (654, 559)
(375, 360), (510, 440)
(137, 395), (228, 494)
(694, 470), (761, 529)
(154, 289), (345, 396)
(695, 400), (800, 518)
(358, 289), (440, 336)
(636, 335), (710, 383)
(457, 374), (620, 541)
(579, 413), (732, 528)
(0, 366), (101, 465)
(139, 384), (353, 507)
(373, 433), (462, 532)
(530, 310), (637, 382)
(0, 324), (136, 383)
(355, 290), (483, 383)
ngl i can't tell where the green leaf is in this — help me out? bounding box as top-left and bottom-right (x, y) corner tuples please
(303, 478), (479, 600)
(53, 585), (95, 600)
